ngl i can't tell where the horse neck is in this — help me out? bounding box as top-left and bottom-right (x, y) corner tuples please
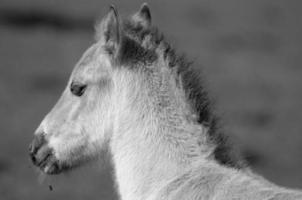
(109, 68), (214, 200)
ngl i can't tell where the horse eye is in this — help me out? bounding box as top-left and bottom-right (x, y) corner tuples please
(70, 82), (87, 97)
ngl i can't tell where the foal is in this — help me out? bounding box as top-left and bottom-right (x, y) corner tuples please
(29, 4), (302, 200)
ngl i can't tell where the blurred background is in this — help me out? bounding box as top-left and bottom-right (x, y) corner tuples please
(1, 0), (302, 199)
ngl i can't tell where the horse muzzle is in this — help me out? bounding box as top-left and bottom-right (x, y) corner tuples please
(29, 133), (62, 175)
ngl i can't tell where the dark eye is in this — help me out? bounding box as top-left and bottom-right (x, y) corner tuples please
(70, 82), (87, 97)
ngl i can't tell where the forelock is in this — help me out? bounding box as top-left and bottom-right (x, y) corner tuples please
(114, 19), (159, 66)
(123, 19), (164, 50)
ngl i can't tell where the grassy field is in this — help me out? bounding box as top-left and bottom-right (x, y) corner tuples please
(1, 0), (302, 199)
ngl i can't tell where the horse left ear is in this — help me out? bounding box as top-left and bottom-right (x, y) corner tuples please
(96, 5), (120, 54)
(132, 3), (151, 28)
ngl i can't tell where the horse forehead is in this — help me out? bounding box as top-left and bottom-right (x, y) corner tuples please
(72, 44), (100, 76)
(71, 44), (113, 83)
(79, 44), (99, 67)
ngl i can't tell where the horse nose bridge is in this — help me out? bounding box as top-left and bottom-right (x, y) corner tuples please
(37, 110), (65, 136)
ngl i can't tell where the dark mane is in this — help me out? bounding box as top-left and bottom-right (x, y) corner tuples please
(119, 19), (245, 168)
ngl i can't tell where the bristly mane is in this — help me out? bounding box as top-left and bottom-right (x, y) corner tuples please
(117, 19), (245, 169)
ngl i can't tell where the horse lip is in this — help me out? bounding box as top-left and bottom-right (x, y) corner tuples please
(43, 161), (72, 175)
(36, 151), (52, 167)
(28, 141), (66, 175)
(31, 151), (63, 175)
(44, 162), (60, 174)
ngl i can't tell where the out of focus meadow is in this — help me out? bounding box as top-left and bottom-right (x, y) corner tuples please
(0, 0), (302, 199)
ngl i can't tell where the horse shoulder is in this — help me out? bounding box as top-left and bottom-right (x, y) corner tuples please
(152, 161), (302, 200)
(214, 168), (302, 200)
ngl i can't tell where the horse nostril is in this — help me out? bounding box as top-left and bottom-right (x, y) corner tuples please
(29, 134), (46, 154)
(30, 151), (37, 164)
(29, 133), (55, 169)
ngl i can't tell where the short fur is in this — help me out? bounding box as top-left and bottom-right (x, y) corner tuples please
(120, 17), (244, 168)
(29, 4), (302, 200)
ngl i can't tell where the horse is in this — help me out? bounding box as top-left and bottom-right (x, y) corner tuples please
(29, 3), (302, 200)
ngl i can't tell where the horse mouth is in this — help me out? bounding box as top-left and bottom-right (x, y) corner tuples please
(29, 135), (70, 175)
(41, 160), (61, 175)
(30, 150), (70, 175)
(30, 149), (60, 175)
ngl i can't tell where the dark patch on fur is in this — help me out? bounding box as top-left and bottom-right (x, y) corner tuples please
(123, 20), (145, 41)
(176, 58), (244, 168)
(208, 118), (245, 168)
(123, 20), (164, 50)
(119, 18), (245, 168)
(117, 35), (157, 66)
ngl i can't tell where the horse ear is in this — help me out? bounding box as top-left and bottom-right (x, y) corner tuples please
(132, 3), (151, 28)
(96, 5), (120, 54)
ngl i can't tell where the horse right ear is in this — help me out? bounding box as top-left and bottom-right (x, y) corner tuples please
(132, 3), (151, 28)
(96, 5), (120, 55)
